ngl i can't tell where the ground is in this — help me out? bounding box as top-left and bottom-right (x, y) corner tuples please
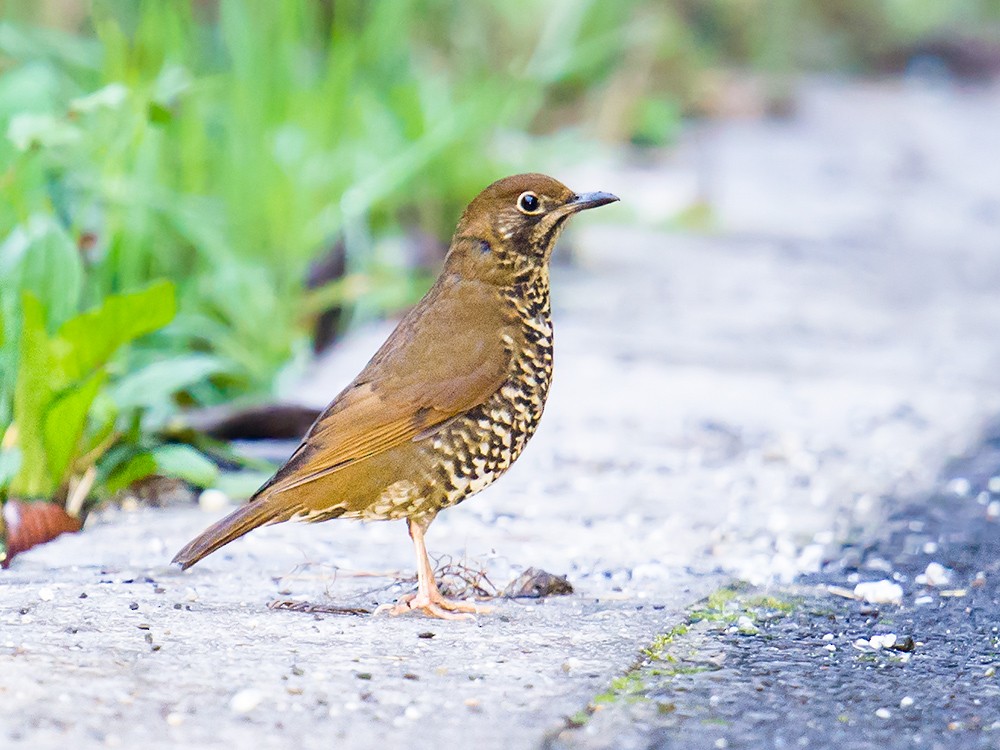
(3, 77), (1000, 749)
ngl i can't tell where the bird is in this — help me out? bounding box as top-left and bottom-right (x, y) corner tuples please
(172, 173), (619, 619)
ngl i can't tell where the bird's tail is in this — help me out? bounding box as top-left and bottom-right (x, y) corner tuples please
(171, 496), (298, 570)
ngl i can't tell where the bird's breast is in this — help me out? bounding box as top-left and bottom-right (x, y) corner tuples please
(403, 281), (554, 518)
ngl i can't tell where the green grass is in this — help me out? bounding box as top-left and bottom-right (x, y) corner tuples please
(3, 0), (999, 517)
(573, 585), (799, 726)
(0, 0), (637, 510)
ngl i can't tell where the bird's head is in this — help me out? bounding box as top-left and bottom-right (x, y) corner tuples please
(446, 173), (618, 284)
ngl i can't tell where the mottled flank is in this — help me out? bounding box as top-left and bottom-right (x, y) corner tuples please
(413, 269), (553, 519)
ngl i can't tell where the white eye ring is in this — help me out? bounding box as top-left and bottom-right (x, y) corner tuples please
(517, 191), (542, 214)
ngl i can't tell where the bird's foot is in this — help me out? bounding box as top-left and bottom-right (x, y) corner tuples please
(374, 592), (493, 620)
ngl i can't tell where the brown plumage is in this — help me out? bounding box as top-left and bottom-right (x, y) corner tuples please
(172, 173), (618, 618)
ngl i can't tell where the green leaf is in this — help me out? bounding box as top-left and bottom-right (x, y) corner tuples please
(102, 451), (157, 496)
(10, 293), (54, 498)
(110, 354), (226, 412)
(6, 112), (82, 151)
(0, 448), (22, 491)
(50, 281), (177, 388)
(213, 469), (272, 501)
(43, 370), (107, 489)
(152, 443), (218, 488)
(0, 215), (83, 331)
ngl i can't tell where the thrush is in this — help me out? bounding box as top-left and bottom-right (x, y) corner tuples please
(172, 173), (618, 619)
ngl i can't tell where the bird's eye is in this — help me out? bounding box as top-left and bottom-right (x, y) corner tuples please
(517, 191), (541, 214)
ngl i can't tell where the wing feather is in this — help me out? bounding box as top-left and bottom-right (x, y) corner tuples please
(258, 277), (513, 498)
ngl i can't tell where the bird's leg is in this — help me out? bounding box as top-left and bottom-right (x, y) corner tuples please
(377, 516), (492, 620)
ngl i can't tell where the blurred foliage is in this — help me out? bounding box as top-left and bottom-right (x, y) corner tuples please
(0, 0), (998, 509)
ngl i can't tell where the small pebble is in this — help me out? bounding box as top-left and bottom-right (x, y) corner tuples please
(946, 477), (971, 496)
(854, 580), (903, 605)
(875, 708), (891, 719)
(199, 488), (231, 512)
(987, 500), (1000, 520)
(985, 667), (996, 677)
(872, 633), (897, 649)
(562, 657), (582, 673)
(165, 712), (184, 726)
(822, 633), (834, 641)
(988, 476), (1000, 494)
(900, 696), (914, 708)
(914, 595), (934, 606)
(824, 644), (836, 652)
(229, 688), (263, 714)
(852, 634), (899, 652)
(737, 615), (758, 634)
(889, 636), (915, 652)
(922, 562), (952, 587)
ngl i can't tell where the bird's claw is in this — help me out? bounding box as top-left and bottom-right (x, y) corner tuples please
(374, 593), (492, 620)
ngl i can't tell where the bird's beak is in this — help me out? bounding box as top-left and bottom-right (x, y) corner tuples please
(562, 191), (620, 214)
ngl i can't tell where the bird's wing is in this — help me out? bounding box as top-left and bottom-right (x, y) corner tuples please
(260, 279), (513, 496)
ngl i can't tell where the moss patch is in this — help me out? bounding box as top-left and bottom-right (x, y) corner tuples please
(571, 584), (800, 726)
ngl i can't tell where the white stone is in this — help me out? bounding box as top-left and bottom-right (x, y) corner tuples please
(229, 688), (263, 714)
(922, 562), (952, 587)
(198, 489), (230, 512)
(946, 477), (971, 496)
(853, 580), (903, 604)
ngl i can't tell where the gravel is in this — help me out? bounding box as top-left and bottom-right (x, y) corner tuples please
(4, 76), (1000, 748)
(552, 425), (1000, 750)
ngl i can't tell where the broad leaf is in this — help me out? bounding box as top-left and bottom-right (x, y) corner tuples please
(0, 215), (83, 331)
(214, 469), (272, 501)
(102, 451), (158, 496)
(152, 443), (218, 488)
(110, 354), (226, 412)
(43, 370), (107, 489)
(50, 280), (176, 388)
(10, 293), (54, 498)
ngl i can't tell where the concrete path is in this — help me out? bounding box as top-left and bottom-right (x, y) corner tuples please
(3, 77), (1000, 748)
